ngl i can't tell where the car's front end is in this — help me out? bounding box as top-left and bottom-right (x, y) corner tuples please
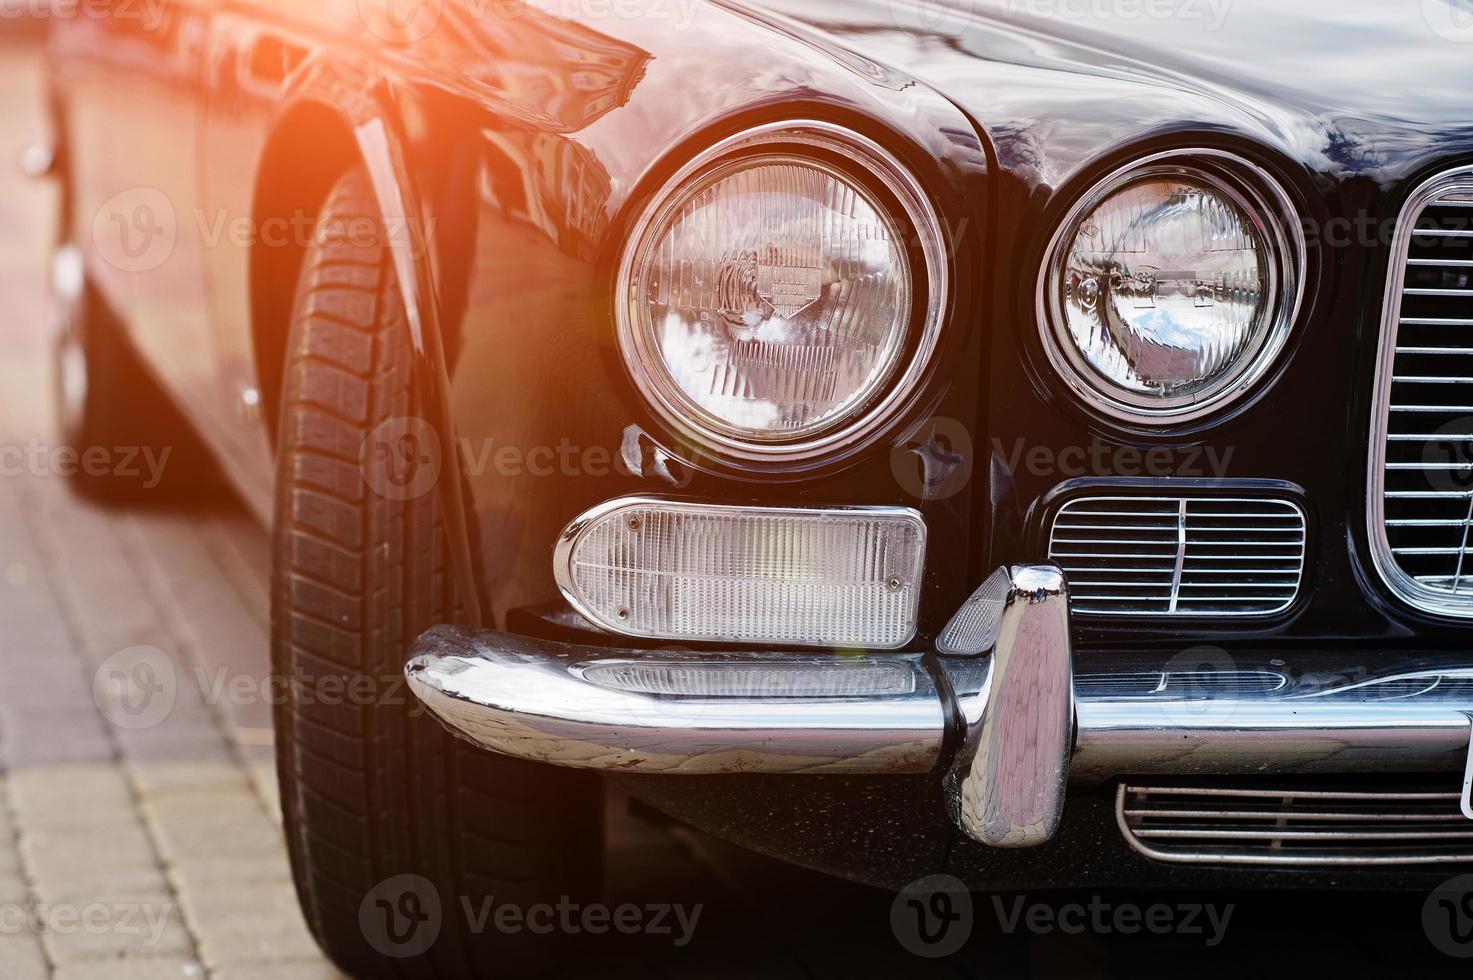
(393, 0), (1473, 894)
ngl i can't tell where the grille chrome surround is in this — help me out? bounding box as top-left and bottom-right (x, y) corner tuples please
(1370, 165), (1473, 618)
(1117, 782), (1473, 866)
(1048, 495), (1306, 617)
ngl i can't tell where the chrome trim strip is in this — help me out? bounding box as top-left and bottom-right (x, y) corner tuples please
(406, 626), (946, 775)
(614, 119), (950, 466)
(1073, 666), (1473, 776)
(1367, 163), (1473, 619)
(552, 496), (927, 649)
(941, 565), (1073, 848)
(1036, 148), (1307, 425)
(1462, 718), (1473, 821)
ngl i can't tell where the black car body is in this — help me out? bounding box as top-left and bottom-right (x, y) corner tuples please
(43, 0), (1473, 972)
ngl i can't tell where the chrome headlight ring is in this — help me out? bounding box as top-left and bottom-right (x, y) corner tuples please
(616, 120), (950, 466)
(1037, 148), (1307, 427)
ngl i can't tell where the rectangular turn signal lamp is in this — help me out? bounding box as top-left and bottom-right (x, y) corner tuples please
(554, 498), (926, 649)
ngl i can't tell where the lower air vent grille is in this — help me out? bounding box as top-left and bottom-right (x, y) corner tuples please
(1048, 495), (1306, 617)
(1118, 783), (1473, 866)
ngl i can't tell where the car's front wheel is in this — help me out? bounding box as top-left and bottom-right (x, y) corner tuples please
(271, 164), (603, 978)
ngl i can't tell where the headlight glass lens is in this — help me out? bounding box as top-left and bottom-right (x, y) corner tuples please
(624, 153), (914, 447)
(1046, 159), (1299, 421)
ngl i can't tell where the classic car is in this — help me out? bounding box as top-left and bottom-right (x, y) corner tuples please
(39, 0), (1473, 973)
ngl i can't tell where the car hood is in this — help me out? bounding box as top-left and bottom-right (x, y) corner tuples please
(750, 0), (1473, 189)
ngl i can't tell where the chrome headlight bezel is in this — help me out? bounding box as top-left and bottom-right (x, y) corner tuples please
(615, 120), (949, 466)
(1037, 148), (1307, 426)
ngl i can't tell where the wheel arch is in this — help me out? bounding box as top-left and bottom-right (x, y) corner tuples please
(248, 98), (360, 444)
(248, 85), (484, 625)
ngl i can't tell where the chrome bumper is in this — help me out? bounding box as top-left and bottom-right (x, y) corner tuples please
(406, 564), (1473, 848)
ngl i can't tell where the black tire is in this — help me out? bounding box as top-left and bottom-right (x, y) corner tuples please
(51, 247), (214, 501)
(272, 165), (603, 979)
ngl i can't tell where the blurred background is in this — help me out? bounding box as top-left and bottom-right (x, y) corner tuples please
(0, 11), (1467, 980)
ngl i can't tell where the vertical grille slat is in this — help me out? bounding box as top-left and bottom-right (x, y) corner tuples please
(1048, 495), (1306, 617)
(1370, 171), (1473, 617)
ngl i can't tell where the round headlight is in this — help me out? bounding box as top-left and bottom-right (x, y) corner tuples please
(1040, 151), (1304, 424)
(618, 123), (946, 463)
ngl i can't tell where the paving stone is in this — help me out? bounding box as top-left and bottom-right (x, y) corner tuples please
(194, 911), (322, 970)
(0, 932), (48, 980)
(175, 877), (299, 929)
(212, 963), (348, 980)
(113, 717), (233, 764)
(30, 869), (173, 909)
(40, 896), (192, 964)
(244, 759), (281, 826)
(168, 856), (294, 900)
(0, 706), (113, 769)
(53, 956), (204, 980)
(141, 787), (284, 863)
(21, 825), (160, 883)
(0, 654), (94, 709)
(7, 766), (134, 829)
(128, 759), (248, 797)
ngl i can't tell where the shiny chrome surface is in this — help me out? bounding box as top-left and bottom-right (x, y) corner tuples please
(1036, 149), (1306, 426)
(552, 496), (927, 649)
(1369, 165), (1473, 619)
(614, 120), (950, 466)
(1049, 495), (1306, 617)
(405, 626), (946, 774)
(409, 581), (1473, 790)
(1074, 666), (1473, 776)
(941, 564), (1073, 848)
(1117, 782), (1473, 866)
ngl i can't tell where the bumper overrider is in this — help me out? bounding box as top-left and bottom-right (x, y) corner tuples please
(406, 565), (1473, 849)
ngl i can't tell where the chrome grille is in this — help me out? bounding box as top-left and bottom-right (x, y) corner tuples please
(1371, 166), (1473, 618)
(1048, 495), (1306, 617)
(1118, 783), (1473, 866)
